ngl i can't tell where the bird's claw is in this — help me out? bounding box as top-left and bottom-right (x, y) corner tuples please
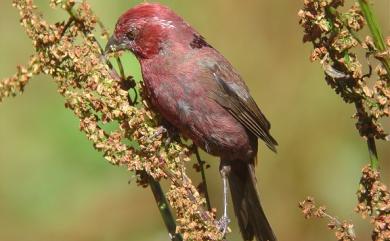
(151, 125), (179, 147)
(217, 216), (231, 237)
(152, 126), (168, 139)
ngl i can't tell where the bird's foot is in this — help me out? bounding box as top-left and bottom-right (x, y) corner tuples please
(217, 215), (231, 237)
(151, 125), (180, 147)
(151, 126), (167, 139)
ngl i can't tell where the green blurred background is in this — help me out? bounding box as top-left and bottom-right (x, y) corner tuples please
(0, 1), (389, 241)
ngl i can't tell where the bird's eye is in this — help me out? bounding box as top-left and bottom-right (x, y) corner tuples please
(126, 31), (136, 41)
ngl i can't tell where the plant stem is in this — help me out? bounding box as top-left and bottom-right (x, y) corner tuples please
(356, 0), (388, 170)
(116, 57), (126, 80)
(194, 147), (212, 211)
(65, 5), (182, 239)
(148, 174), (183, 241)
(354, 102), (380, 170)
(367, 136), (379, 169)
(357, 0), (390, 81)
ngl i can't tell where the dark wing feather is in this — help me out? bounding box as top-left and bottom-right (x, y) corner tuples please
(209, 64), (278, 152)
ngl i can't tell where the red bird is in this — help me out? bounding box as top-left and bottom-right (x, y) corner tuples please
(106, 3), (278, 241)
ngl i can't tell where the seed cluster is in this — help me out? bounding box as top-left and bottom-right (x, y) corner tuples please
(356, 166), (390, 241)
(298, 0), (390, 140)
(298, 1), (390, 240)
(299, 197), (356, 241)
(1, 1), (222, 240)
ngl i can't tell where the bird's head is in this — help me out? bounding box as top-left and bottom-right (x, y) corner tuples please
(105, 3), (187, 59)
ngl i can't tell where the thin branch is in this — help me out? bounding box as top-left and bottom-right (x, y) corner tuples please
(148, 173), (183, 241)
(353, 0), (385, 170)
(116, 57), (126, 80)
(60, 17), (74, 38)
(325, 2), (382, 170)
(194, 146), (212, 211)
(366, 135), (379, 169)
(354, 101), (380, 170)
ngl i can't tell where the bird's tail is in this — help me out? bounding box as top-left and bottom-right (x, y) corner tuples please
(225, 158), (276, 241)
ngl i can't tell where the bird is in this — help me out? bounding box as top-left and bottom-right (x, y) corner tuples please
(105, 3), (278, 241)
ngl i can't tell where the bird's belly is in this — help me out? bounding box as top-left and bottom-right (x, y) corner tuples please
(180, 109), (256, 161)
(144, 79), (255, 160)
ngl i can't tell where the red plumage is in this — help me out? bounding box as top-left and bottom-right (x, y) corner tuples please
(106, 3), (278, 241)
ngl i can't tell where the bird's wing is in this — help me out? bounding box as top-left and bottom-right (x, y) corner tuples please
(208, 63), (278, 152)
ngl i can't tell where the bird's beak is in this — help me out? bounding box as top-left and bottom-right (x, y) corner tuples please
(104, 35), (127, 56)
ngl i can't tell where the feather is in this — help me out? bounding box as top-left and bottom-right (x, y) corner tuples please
(210, 65), (278, 152)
